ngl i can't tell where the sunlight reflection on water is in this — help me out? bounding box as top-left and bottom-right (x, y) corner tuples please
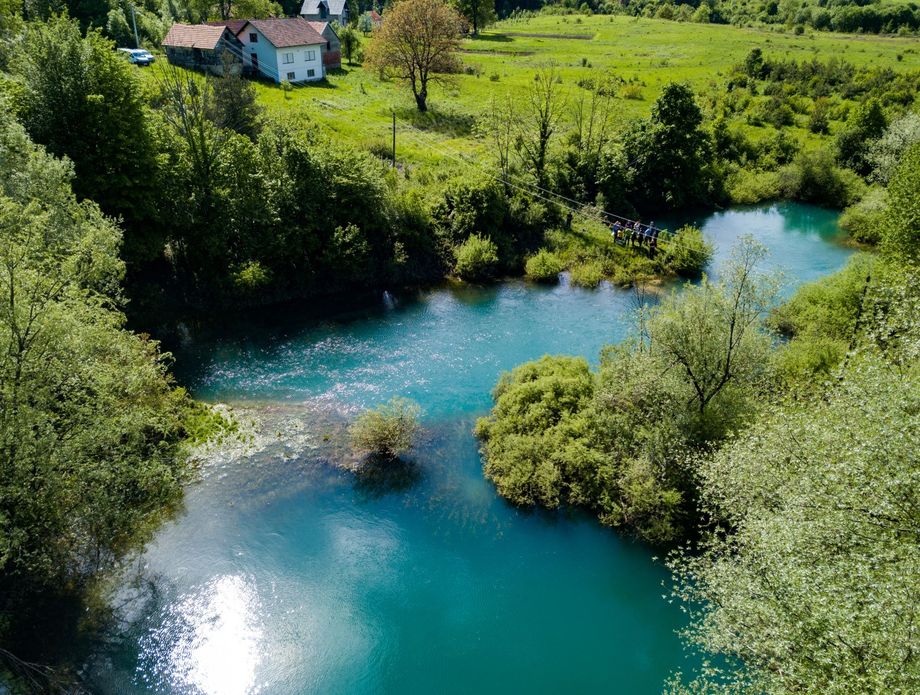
(143, 574), (264, 695)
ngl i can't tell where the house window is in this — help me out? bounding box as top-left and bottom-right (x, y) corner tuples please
(249, 32), (258, 42)
(286, 72), (296, 81)
(283, 52), (294, 64)
(326, 41), (330, 50)
(307, 68), (315, 77)
(306, 50), (316, 61)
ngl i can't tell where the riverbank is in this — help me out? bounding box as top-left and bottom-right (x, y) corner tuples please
(67, 203), (854, 694)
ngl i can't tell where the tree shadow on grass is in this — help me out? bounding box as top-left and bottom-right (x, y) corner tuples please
(352, 455), (422, 500)
(292, 77), (338, 91)
(393, 106), (477, 137)
(472, 32), (513, 43)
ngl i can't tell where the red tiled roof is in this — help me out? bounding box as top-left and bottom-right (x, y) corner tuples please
(163, 24), (228, 50)
(205, 20), (248, 36)
(305, 20), (328, 34)
(242, 18), (325, 48)
(369, 10), (382, 21)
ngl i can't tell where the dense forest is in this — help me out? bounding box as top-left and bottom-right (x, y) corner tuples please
(1, 0), (919, 691)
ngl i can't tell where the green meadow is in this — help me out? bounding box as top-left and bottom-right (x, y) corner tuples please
(222, 15), (920, 168)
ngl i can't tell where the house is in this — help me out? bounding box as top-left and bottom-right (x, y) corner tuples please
(369, 9), (383, 29)
(237, 18), (326, 83)
(300, 0), (349, 26)
(205, 19), (249, 36)
(304, 21), (341, 70)
(162, 24), (243, 75)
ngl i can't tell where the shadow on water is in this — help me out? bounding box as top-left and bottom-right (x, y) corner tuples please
(352, 456), (423, 500)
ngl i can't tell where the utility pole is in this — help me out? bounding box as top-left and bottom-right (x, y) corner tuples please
(131, 4), (140, 48)
(391, 111), (396, 168)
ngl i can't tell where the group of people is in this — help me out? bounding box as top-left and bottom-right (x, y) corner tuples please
(611, 220), (661, 255)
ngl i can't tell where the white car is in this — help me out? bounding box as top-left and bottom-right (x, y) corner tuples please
(118, 48), (155, 66)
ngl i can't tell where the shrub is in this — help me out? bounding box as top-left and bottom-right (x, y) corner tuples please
(621, 83), (643, 100)
(773, 335), (848, 386)
(232, 260), (272, 292)
(770, 253), (875, 341)
(475, 356), (597, 508)
(727, 168), (783, 205)
(661, 225), (713, 277)
(780, 148), (865, 208)
(882, 141), (920, 262)
(350, 397), (422, 460)
(569, 260), (606, 288)
(751, 96), (795, 128)
(453, 233), (499, 281)
(808, 97), (831, 134)
(525, 249), (564, 282)
(839, 187), (888, 245)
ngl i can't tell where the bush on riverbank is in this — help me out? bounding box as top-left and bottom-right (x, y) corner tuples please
(477, 238), (777, 544)
(541, 219), (712, 288)
(839, 187), (888, 245)
(525, 249), (564, 282)
(667, 138), (920, 693)
(453, 234), (500, 281)
(0, 108), (193, 668)
(569, 260), (606, 288)
(350, 398), (422, 460)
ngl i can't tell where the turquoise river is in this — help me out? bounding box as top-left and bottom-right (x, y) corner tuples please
(85, 203), (852, 694)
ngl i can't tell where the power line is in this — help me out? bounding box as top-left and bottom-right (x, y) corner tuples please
(391, 120), (706, 257)
(160, 49), (705, 258)
(392, 111), (670, 235)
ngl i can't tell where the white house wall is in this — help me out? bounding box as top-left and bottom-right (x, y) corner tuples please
(238, 27), (324, 83)
(274, 45), (324, 83)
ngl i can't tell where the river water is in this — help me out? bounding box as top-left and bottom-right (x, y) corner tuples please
(84, 203), (851, 694)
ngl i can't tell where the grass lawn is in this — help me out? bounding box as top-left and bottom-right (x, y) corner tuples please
(228, 15), (920, 169)
(141, 15), (919, 176)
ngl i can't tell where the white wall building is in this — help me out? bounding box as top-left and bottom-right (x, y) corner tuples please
(237, 18), (326, 83)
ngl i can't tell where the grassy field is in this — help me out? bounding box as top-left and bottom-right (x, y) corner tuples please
(224, 15), (920, 169)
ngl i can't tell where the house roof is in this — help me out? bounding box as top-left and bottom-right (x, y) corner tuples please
(242, 18), (325, 48)
(300, 0), (347, 16)
(205, 20), (248, 36)
(305, 21), (337, 37)
(163, 24), (228, 50)
(369, 10), (382, 21)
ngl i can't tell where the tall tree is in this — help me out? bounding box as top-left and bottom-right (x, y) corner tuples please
(0, 109), (190, 663)
(364, 0), (463, 112)
(515, 64), (566, 188)
(622, 82), (714, 210)
(207, 55), (264, 140)
(338, 23), (360, 65)
(836, 97), (887, 176)
(12, 15), (161, 262)
(481, 95), (516, 187)
(453, 0), (495, 34)
(669, 352), (920, 693)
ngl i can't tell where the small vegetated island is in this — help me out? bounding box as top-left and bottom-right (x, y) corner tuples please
(1, 0), (919, 691)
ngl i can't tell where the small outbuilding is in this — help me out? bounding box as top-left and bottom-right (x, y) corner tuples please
(162, 24), (243, 75)
(304, 21), (341, 70)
